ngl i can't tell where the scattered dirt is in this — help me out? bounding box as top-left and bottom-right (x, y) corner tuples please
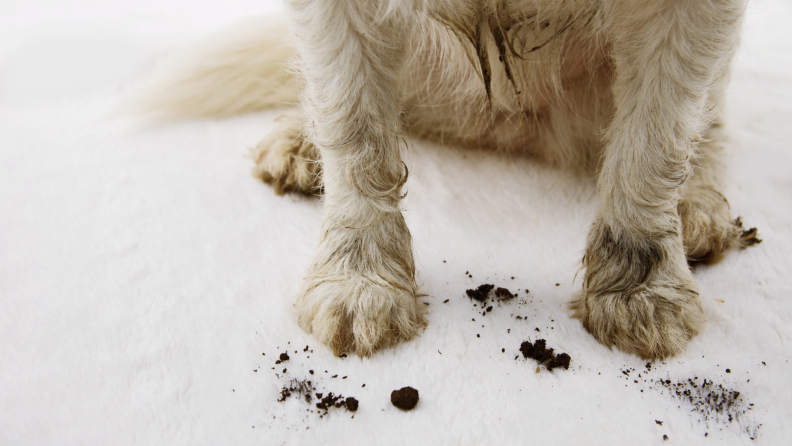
(621, 364), (762, 440)
(277, 379), (313, 403)
(277, 377), (359, 414)
(315, 392), (358, 412)
(519, 339), (571, 371)
(656, 377), (754, 428)
(268, 344), (359, 419)
(391, 387), (419, 411)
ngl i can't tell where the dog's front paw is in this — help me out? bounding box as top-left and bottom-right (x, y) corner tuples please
(295, 214), (424, 356)
(295, 275), (424, 357)
(252, 113), (322, 195)
(570, 222), (705, 359)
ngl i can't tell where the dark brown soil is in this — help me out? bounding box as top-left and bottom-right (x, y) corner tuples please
(391, 387), (419, 410)
(466, 284), (494, 302)
(279, 352), (289, 362)
(494, 287), (515, 300)
(345, 397), (359, 412)
(315, 392), (358, 412)
(519, 339), (571, 371)
(465, 284), (518, 304)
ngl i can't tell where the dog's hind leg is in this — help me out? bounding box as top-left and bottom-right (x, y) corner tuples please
(570, 0), (746, 359)
(285, 0), (424, 356)
(678, 118), (760, 262)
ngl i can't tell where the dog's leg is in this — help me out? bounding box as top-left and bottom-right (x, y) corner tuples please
(570, 0), (745, 359)
(678, 118), (760, 261)
(286, 0), (423, 356)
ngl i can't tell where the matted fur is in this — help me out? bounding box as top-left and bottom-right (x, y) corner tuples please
(137, 0), (759, 359)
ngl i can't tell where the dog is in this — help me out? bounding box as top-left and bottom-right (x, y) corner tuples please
(137, 0), (759, 360)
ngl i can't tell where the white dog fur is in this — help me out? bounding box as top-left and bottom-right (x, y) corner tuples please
(136, 0), (760, 359)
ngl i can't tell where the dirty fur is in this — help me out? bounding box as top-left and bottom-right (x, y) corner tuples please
(137, 0), (758, 359)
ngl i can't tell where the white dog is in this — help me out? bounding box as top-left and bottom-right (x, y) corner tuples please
(139, 0), (759, 359)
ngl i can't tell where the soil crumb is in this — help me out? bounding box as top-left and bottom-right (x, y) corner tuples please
(495, 287), (515, 300)
(279, 352), (290, 362)
(345, 397), (359, 412)
(519, 339), (571, 371)
(315, 392), (358, 412)
(466, 284), (494, 302)
(391, 387), (419, 411)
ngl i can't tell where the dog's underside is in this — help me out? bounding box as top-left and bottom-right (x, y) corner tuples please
(138, 0), (760, 359)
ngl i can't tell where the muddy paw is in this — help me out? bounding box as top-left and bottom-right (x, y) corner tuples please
(252, 113), (322, 195)
(295, 213), (425, 356)
(296, 276), (424, 357)
(571, 284), (704, 360)
(570, 222), (705, 359)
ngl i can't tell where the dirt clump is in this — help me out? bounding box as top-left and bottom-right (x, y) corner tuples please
(495, 287), (515, 300)
(315, 392), (358, 412)
(465, 284), (518, 305)
(519, 339), (571, 371)
(391, 387), (419, 410)
(466, 284), (494, 302)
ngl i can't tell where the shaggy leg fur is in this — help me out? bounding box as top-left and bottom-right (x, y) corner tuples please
(287, 0), (424, 356)
(252, 113), (322, 196)
(571, 0), (745, 359)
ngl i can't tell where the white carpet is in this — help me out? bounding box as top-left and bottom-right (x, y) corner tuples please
(2, 1), (791, 445)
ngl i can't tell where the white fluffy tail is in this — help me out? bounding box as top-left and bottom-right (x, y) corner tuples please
(130, 16), (297, 119)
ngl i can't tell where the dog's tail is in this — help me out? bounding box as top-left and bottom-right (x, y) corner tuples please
(128, 16), (297, 119)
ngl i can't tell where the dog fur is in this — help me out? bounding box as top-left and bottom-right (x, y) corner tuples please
(137, 0), (760, 359)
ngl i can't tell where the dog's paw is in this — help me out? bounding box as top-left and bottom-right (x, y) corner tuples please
(570, 285), (705, 360)
(251, 113), (322, 195)
(295, 213), (425, 356)
(678, 185), (760, 261)
(295, 276), (424, 357)
(570, 222), (705, 359)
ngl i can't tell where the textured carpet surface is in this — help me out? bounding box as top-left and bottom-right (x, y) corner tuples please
(2, 1), (791, 445)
